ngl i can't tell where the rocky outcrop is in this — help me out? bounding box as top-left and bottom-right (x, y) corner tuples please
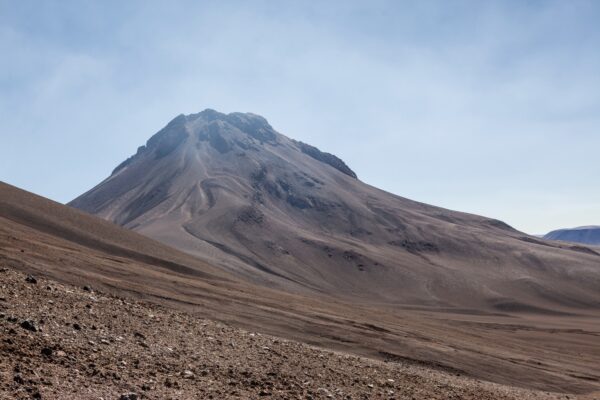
(294, 140), (357, 179)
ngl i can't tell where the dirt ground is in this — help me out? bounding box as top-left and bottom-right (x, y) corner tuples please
(2, 266), (587, 400)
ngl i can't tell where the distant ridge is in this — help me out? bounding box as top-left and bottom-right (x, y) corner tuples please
(544, 226), (600, 245)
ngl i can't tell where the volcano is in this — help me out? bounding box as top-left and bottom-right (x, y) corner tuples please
(70, 109), (600, 313)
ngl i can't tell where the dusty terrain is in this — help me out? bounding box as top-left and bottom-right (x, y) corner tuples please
(2, 182), (600, 396)
(2, 266), (590, 400)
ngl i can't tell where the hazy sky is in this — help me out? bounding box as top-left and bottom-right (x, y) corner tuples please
(1, 0), (599, 234)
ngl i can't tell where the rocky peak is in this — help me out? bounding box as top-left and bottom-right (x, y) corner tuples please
(188, 110), (278, 143)
(111, 109), (357, 179)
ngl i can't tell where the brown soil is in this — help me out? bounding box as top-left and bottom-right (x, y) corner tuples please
(1, 267), (584, 400)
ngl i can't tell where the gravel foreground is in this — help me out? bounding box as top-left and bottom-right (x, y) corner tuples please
(0, 267), (578, 399)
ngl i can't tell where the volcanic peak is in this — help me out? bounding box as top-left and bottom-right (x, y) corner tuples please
(112, 109), (357, 179)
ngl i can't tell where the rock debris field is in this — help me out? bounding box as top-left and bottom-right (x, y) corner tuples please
(0, 267), (573, 399)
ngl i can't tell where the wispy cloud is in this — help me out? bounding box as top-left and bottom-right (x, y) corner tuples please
(1, 0), (598, 233)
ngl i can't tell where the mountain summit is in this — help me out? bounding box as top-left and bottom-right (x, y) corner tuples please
(70, 110), (600, 312)
(114, 109), (356, 179)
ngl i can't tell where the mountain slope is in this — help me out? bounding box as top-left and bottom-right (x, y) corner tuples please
(70, 109), (600, 314)
(544, 226), (600, 245)
(3, 182), (600, 393)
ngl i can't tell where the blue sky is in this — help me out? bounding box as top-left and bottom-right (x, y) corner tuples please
(1, 0), (599, 234)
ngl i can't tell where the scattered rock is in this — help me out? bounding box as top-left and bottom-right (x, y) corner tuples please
(133, 332), (146, 340)
(25, 275), (38, 284)
(0, 263), (558, 400)
(20, 320), (38, 332)
(83, 285), (92, 292)
(119, 393), (138, 400)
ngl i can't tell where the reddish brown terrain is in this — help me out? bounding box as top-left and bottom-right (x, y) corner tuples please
(3, 266), (581, 400)
(2, 177), (600, 398)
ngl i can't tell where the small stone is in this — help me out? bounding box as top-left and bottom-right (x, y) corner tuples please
(83, 285), (92, 292)
(73, 323), (82, 331)
(41, 347), (53, 357)
(119, 393), (138, 400)
(13, 374), (24, 384)
(25, 275), (37, 284)
(183, 370), (194, 379)
(20, 320), (38, 332)
(55, 350), (67, 357)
